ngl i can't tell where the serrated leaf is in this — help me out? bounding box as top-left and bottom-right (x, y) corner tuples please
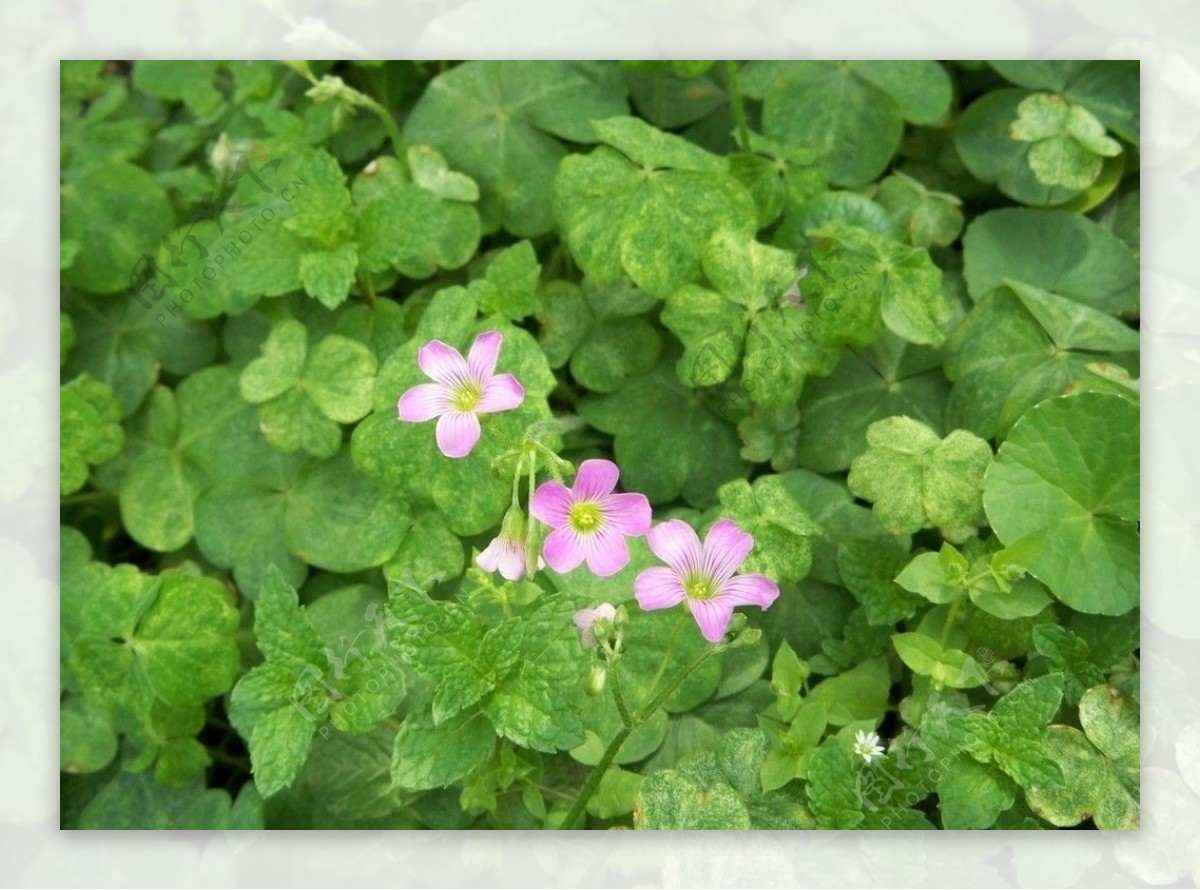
(387, 582), (520, 724)
(391, 709), (495, 791)
(299, 243), (358, 310)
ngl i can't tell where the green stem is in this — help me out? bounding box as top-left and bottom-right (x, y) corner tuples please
(561, 723), (634, 829)
(357, 93), (408, 163)
(725, 60), (752, 151)
(561, 639), (721, 829)
(610, 661), (633, 728)
(939, 597), (963, 651)
(643, 611), (688, 702)
(357, 272), (376, 307)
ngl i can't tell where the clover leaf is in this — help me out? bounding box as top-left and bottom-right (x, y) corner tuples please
(716, 475), (818, 583)
(793, 331), (950, 473)
(69, 567), (239, 719)
(1026, 685), (1139, 829)
(848, 416), (993, 537)
(405, 60), (628, 235)
(538, 280), (661, 393)
(351, 151), (481, 280)
(60, 375), (124, 495)
(239, 319), (378, 459)
(634, 729), (813, 829)
(740, 61), (951, 187)
(801, 222), (950, 348)
(1009, 93), (1122, 191)
(578, 358), (750, 506)
(554, 116), (757, 299)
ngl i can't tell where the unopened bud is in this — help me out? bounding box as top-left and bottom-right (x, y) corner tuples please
(586, 664), (607, 696)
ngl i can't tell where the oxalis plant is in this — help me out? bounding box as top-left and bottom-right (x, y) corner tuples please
(60, 59), (1140, 830)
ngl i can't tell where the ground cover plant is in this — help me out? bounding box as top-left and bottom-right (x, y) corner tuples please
(59, 59), (1140, 830)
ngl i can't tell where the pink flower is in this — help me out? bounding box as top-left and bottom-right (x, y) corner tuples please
(573, 602), (617, 648)
(530, 459), (651, 577)
(634, 518), (780, 643)
(475, 507), (539, 581)
(476, 532), (527, 582)
(397, 331), (524, 458)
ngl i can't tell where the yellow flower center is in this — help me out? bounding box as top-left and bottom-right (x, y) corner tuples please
(684, 574), (715, 601)
(451, 380), (483, 412)
(568, 500), (603, 534)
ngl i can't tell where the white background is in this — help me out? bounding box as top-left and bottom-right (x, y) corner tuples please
(4, 0), (1197, 885)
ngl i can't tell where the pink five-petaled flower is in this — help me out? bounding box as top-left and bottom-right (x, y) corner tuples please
(396, 331), (524, 458)
(530, 459), (651, 577)
(634, 518), (780, 643)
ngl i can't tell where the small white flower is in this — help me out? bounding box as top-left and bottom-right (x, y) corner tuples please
(853, 729), (885, 764)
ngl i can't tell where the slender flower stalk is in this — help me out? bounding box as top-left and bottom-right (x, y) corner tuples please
(634, 518), (779, 643)
(397, 331), (524, 458)
(530, 459), (651, 577)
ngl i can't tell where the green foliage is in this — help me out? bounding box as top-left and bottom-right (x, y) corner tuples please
(984, 393), (1139, 615)
(240, 320), (377, 457)
(59, 59), (1139, 831)
(555, 117), (757, 299)
(61, 375), (125, 494)
(848, 416), (993, 536)
(634, 729), (814, 829)
(405, 61), (628, 235)
(1025, 685), (1139, 829)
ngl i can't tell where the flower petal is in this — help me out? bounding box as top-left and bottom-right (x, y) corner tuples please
(645, 519), (702, 575)
(634, 567), (686, 611)
(716, 573), (780, 609)
(467, 330), (503, 381)
(418, 339), (470, 385)
(688, 598), (735, 644)
(397, 382), (448, 422)
(602, 491), (651, 537)
(497, 541), (527, 581)
(477, 373), (524, 413)
(701, 518), (755, 583)
(573, 609), (599, 647)
(476, 538), (504, 573)
(542, 528), (586, 574)
(573, 608), (597, 633)
(435, 411), (481, 458)
(530, 480), (573, 528)
(584, 529), (630, 577)
(573, 458), (620, 500)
